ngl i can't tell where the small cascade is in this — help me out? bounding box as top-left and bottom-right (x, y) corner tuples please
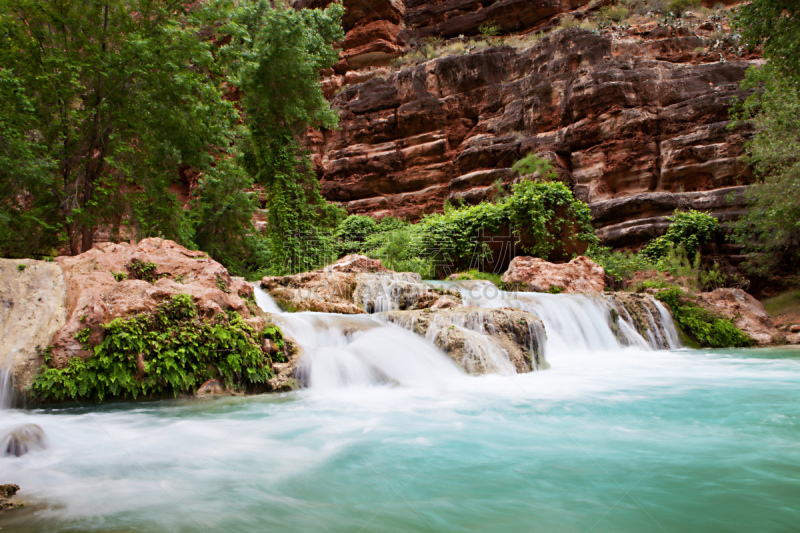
(256, 291), (465, 389)
(0, 350), (16, 410)
(353, 272), (427, 313)
(452, 281), (681, 354)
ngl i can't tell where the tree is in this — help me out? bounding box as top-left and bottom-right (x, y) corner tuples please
(730, 1), (800, 274)
(0, 0), (238, 255)
(226, 2), (345, 274)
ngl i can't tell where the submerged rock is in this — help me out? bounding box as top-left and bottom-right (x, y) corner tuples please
(0, 484), (20, 512)
(501, 256), (605, 293)
(261, 255), (461, 314)
(2, 424), (47, 457)
(384, 307), (547, 374)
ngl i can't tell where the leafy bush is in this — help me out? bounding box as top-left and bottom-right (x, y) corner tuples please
(334, 215), (379, 256)
(655, 288), (754, 348)
(667, 0), (701, 16)
(511, 153), (558, 180)
(587, 245), (659, 283)
(125, 259), (161, 283)
(642, 210), (719, 260)
(31, 294), (281, 402)
(478, 21), (501, 37)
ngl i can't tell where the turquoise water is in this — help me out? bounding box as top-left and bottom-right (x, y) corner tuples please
(2, 346), (800, 532)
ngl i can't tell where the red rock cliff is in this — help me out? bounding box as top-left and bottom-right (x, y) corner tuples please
(299, 0), (759, 251)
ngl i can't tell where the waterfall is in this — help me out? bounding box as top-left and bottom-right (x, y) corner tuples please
(254, 281), (682, 389)
(444, 281), (681, 354)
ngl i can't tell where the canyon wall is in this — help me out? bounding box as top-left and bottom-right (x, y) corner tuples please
(298, 0), (759, 253)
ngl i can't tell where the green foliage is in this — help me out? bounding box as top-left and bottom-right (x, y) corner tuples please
(31, 294), (279, 402)
(600, 4), (631, 21)
(729, 1), (800, 274)
(642, 210), (719, 260)
(125, 259), (160, 284)
(655, 288), (754, 348)
(228, 2), (346, 275)
(335, 215), (379, 256)
(587, 245), (658, 284)
(730, 67), (800, 274)
(666, 0), (700, 16)
(506, 180), (598, 259)
(511, 154), (558, 180)
(478, 21), (501, 37)
(733, 0), (800, 77)
(0, 0), (239, 256)
(451, 270), (503, 286)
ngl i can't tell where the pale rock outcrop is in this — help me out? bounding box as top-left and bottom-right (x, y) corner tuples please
(50, 238), (267, 367)
(384, 307), (546, 374)
(502, 256), (605, 293)
(0, 259), (68, 400)
(261, 255), (461, 313)
(695, 288), (782, 346)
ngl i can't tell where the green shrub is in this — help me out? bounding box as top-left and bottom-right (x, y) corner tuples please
(451, 270), (503, 287)
(667, 0), (701, 16)
(642, 210), (719, 260)
(125, 259), (161, 283)
(655, 288), (754, 348)
(31, 294), (280, 402)
(478, 21), (501, 37)
(587, 245), (659, 283)
(511, 153), (558, 180)
(334, 214), (379, 256)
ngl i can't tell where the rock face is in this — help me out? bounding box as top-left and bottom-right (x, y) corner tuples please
(1, 238), (285, 399)
(384, 306), (547, 374)
(0, 259), (68, 404)
(695, 288), (782, 345)
(50, 238), (268, 368)
(300, 0), (759, 253)
(261, 254), (461, 313)
(502, 256), (605, 293)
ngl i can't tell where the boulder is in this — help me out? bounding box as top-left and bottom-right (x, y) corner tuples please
(261, 255), (461, 313)
(384, 307), (547, 374)
(695, 288), (782, 346)
(501, 256), (605, 293)
(2, 424), (47, 457)
(48, 238), (267, 368)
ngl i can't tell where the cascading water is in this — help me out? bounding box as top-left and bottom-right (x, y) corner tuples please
(447, 281), (681, 356)
(253, 284), (465, 389)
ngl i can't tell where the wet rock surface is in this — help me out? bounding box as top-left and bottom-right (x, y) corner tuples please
(384, 306), (546, 374)
(0, 484), (20, 512)
(502, 256), (605, 293)
(261, 255), (461, 314)
(2, 425), (47, 458)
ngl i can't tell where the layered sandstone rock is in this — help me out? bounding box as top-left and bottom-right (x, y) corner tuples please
(501, 255), (605, 293)
(384, 306), (547, 373)
(695, 288), (782, 346)
(300, 0), (759, 253)
(261, 254), (461, 313)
